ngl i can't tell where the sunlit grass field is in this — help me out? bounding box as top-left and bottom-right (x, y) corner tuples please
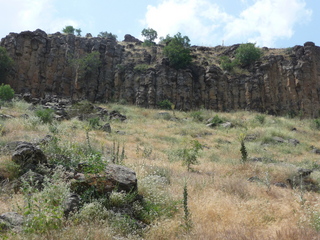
(1, 100), (320, 239)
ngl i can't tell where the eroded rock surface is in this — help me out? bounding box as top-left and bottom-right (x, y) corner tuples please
(2, 30), (320, 116)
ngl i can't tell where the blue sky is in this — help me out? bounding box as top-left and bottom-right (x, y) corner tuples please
(0, 0), (318, 48)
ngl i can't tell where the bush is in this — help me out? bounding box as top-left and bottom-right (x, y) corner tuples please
(0, 84), (14, 101)
(220, 56), (238, 72)
(158, 99), (173, 110)
(134, 64), (149, 73)
(235, 43), (262, 66)
(163, 32), (192, 69)
(35, 108), (55, 124)
(208, 115), (224, 127)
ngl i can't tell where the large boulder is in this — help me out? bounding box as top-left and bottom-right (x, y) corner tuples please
(71, 164), (137, 196)
(11, 143), (47, 172)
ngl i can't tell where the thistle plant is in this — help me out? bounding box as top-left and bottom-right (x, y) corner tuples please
(183, 181), (192, 232)
(238, 133), (248, 163)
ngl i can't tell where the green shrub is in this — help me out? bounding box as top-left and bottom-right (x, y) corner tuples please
(0, 84), (14, 101)
(134, 64), (149, 73)
(190, 111), (204, 122)
(158, 99), (173, 110)
(313, 119), (320, 130)
(255, 114), (266, 124)
(220, 56), (238, 72)
(235, 43), (262, 66)
(209, 115), (224, 127)
(35, 108), (55, 124)
(21, 167), (70, 233)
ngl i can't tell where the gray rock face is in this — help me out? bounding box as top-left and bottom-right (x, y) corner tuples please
(2, 29), (320, 116)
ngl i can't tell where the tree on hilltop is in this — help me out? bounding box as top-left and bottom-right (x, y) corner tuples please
(163, 32), (192, 69)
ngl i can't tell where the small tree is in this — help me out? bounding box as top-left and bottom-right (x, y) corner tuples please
(141, 28), (158, 46)
(0, 47), (13, 81)
(235, 43), (262, 66)
(62, 26), (75, 35)
(75, 28), (82, 37)
(0, 84), (14, 101)
(180, 140), (203, 171)
(163, 32), (192, 69)
(98, 31), (117, 40)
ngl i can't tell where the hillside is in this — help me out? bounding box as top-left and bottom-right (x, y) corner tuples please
(1, 29), (320, 117)
(1, 99), (320, 239)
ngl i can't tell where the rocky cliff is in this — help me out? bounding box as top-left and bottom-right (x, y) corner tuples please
(1, 29), (320, 117)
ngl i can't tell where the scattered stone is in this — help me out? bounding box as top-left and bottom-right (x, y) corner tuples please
(19, 170), (44, 190)
(298, 168), (313, 178)
(247, 176), (262, 183)
(274, 182), (287, 188)
(109, 110), (127, 121)
(0, 212), (24, 232)
(245, 134), (257, 141)
(101, 123), (111, 133)
(272, 136), (286, 143)
(115, 130), (126, 135)
(220, 122), (232, 128)
(288, 138), (300, 146)
(0, 114), (14, 119)
(63, 193), (81, 218)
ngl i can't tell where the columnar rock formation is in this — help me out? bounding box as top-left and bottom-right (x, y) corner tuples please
(1, 29), (320, 117)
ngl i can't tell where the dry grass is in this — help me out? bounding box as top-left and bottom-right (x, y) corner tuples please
(1, 102), (320, 239)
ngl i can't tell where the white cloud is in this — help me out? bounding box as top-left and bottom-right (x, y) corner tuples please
(143, 0), (312, 47)
(223, 0), (312, 47)
(143, 0), (233, 45)
(0, 0), (80, 37)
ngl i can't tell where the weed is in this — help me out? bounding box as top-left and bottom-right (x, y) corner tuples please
(255, 114), (266, 124)
(182, 181), (192, 232)
(190, 110), (204, 122)
(208, 114), (224, 127)
(239, 133), (248, 163)
(111, 140), (126, 164)
(20, 167), (70, 234)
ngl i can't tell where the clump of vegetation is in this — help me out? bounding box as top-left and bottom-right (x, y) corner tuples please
(98, 31), (117, 40)
(0, 84), (14, 102)
(158, 99), (173, 110)
(35, 107), (55, 124)
(163, 32), (192, 69)
(134, 64), (150, 73)
(220, 56), (238, 72)
(62, 25), (81, 36)
(235, 43), (262, 66)
(208, 114), (224, 127)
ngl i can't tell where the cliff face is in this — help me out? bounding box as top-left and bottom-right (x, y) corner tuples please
(1, 29), (320, 117)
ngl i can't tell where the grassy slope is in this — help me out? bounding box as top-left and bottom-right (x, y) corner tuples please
(1, 100), (320, 239)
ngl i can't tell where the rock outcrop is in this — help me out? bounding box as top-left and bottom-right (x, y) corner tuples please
(1, 29), (320, 117)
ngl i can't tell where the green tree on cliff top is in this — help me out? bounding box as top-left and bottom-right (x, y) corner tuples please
(163, 32), (192, 69)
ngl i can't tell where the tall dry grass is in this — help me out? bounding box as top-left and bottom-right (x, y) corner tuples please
(1, 102), (320, 239)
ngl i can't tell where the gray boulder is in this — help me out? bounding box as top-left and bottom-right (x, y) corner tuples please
(12, 143), (47, 172)
(0, 212), (24, 232)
